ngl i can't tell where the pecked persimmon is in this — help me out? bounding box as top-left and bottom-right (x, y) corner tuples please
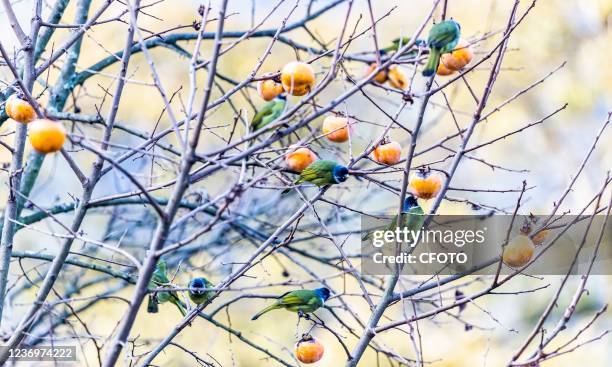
(286, 146), (317, 172)
(257, 79), (284, 101)
(409, 169), (444, 200)
(5, 94), (36, 123)
(372, 140), (402, 165)
(502, 235), (535, 267)
(441, 39), (473, 71)
(364, 62), (388, 83)
(436, 62), (456, 76)
(281, 61), (315, 96)
(531, 229), (550, 246)
(387, 66), (409, 90)
(295, 334), (324, 364)
(29, 119), (66, 154)
(322, 116), (351, 143)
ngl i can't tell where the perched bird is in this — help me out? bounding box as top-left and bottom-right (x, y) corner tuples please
(363, 195), (425, 241)
(422, 20), (461, 77)
(147, 259), (187, 316)
(282, 160), (349, 194)
(188, 277), (214, 305)
(251, 287), (331, 320)
(382, 36), (410, 53)
(395, 195), (426, 240)
(251, 94), (287, 131)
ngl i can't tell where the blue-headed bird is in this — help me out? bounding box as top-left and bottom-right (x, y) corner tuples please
(251, 287), (331, 320)
(188, 277), (214, 305)
(362, 195), (425, 242)
(282, 160), (349, 194)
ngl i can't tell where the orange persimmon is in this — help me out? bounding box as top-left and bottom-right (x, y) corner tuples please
(531, 229), (550, 246)
(5, 94), (36, 123)
(441, 39), (474, 71)
(281, 61), (315, 96)
(387, 66), (409, 90)
(295, 335), (324, 364)
(257, 79), (284, 101)
(372, 140), (402, 165)
(29, 119), (66, 154)
(322, 116), (351, 143)
(286, 147), (317, 172)
(408, 169), (444, 200)
(502, 235), (535, 267)
(436, 62), (456, 76)
(364, 62), (388, 83)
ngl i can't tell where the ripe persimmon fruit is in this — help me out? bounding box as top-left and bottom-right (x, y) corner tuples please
(436, 62), (456, 76)
(29, 119), (66, 154)
(387, 66), (409, 90)
(364, 62), (388, 83)
(286, 147), (317, 172)
(281, 62), (315, 96)
(5, 94), (36, 123)
(372, 140), (402, 165)
(409, 169), (444, 200)
(322, 116), (352, 143)
(441, 39), (474, 71)
(503, 235), (535, 267)
(257, 79), (284, 101)
(295, 334), (324, 364)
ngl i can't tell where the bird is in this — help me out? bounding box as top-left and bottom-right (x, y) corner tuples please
(188, 277), (214, 305)
(362, 194), (425, 241)
(147, 259), (187, 316)
(394, 195), (426, 241)
(380, 37), (426, 55)
(422, 20), (461, 76)
(382, 36), (410, 53)
(251, 287), (331, 320)
(282, 160), (349, 194)
(251, 94), (287, 131)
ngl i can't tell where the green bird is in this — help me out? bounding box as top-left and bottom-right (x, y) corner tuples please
(147, 259), (187, 316)
(395, 195), (426, 240)
(251, 95), (287, 131)
(363, 195), (425, 241)
(282, 160), (349, 194)
(188, 277), (214, 305)
(422, 20), (461, 76)
(251, 287), (331, 320)
(382, 36), (411, 53)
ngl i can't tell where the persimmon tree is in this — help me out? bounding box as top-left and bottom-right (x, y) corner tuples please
(0, 0), (609, 366)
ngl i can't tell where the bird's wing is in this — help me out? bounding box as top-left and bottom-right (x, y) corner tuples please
(279, 290), (312, 306)
(261, 103), (284, 127)
(405, 207), (426, 238)
(297, 166), (320, 183)
(152, 269), (170, 285)
(251, 102), (275, 129)
(428, 23), (458, 49)
(430, 33), (457, 49)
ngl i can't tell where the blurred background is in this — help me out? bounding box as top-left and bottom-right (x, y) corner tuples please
(1, 0), (611, 366)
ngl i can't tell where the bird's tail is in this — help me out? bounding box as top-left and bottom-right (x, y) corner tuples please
(251, 303), (280, 320)
(147, 295), (159, 313)
(422, 49), (440, 76)
(171, 294), (187, 317)
(174, 299), (187, 317)
(282, 178), (302, 195)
